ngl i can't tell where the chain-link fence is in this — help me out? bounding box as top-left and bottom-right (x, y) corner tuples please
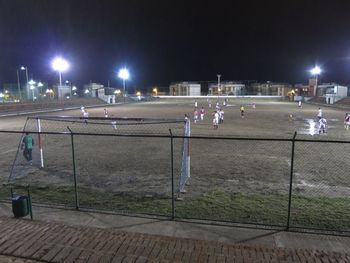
(1, 128), (350, 235)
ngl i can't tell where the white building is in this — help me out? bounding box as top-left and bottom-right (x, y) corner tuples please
(320, 83), (348, 104)
(84, 83), (116, 103)
(169, 82), (201, 96)
(54, 84), (71, 99)
(209, 82), (245, 95)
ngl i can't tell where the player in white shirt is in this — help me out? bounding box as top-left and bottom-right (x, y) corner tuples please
(194, 101), (198, 107)
(83, 109), (89, 124)
(219, 109), (224, 123)
(200, 107), (205, 121)
(193, 108), (199, 123)
(212, 111), (219, 129)
(80, 106), (85, 114)
(298, 101), (302, 108)
(318, 117), (327, 134)
(111, 120), (117, 129)
(104, 108), (108, 118)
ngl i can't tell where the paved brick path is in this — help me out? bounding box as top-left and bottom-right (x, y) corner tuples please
(0, 217), (349, 263)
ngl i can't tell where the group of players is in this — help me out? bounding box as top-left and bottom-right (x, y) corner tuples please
(190, 100), (250, 129)
(302, 105), (350, 135)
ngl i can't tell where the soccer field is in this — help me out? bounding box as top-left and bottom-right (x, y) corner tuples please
(1, 98), (350, 231)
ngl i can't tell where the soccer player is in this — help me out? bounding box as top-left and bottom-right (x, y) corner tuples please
(104, 108), (108, 118)
(317, 108), (323, 120)
(212, 111), (219, 129)
(200, 107), (205, 121)
(111, 120), (117, 129)
(252, 102), (256, 109)
(194, 100), (198, 108)
(219, 108), (224, 123)
(80, 106), (85, 113)
(83, 109), (89, 124)
(21, 133), (34, 165)
(318, 116), (327, 134)
(193, 108), (199, 123)
(240, 105), (245, 118)
(344, 113), (350, 130)
(184, 114), (189, 121)
(298, 101), (302, 108)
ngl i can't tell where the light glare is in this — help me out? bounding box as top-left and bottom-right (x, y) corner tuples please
(118, 68), (129, 80)
(310, 66), (321, 75)
(51, 57), (70, 72)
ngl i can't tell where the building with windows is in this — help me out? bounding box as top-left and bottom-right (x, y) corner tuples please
(169, 82), (201, 96)
(321, 83), (348, 104)
(208, 81), (245, 95)
(248, 82), (292, 96)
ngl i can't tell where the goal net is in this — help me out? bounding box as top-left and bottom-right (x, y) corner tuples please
(9, 115), (191, 199)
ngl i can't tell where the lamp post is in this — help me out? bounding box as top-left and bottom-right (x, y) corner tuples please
(28, 80), (36, 101)
(217, 74), (221, 101)
(51, 57), (70, 99)
(20, 66), (29, 100)
(16, 70), (21, 100)
(118, 68), (130, 103)
(310, 66), (321, 97)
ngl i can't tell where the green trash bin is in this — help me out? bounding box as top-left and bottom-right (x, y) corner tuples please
(12, 196), (29, 218)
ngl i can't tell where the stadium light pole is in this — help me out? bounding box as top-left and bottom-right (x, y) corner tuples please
(28, 80), (36, 101)
(16, 69), (21, 100)
(51, 57), (70, 97)
(20, 66), (29, 100)
(310, 66), (321, 97)
(217, 74), (221, 101)
(118, 68), (130, 103)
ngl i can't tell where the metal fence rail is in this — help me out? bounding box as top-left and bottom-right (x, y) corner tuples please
(1, 129), (350, 235)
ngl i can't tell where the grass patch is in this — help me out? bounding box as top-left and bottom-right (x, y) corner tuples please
(1, 185), (350, 231)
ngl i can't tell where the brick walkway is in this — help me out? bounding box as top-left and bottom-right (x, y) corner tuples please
(0, 217), (349, 263)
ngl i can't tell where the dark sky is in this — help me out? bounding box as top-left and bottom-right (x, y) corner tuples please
(1, 0), (350, 89)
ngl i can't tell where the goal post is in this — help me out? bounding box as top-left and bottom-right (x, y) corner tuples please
(9, 115), (191, 192)
(179, 118), (190, 193)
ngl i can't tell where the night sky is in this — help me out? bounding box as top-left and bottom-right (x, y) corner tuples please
(1, 0), (350, 90)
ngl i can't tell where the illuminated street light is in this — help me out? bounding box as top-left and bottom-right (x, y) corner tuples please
(30, 85), (35, 101)
(217, 74), (221, 101)
(19, 66), (29, 100)
(118, 68), (129, 103)
(152, 87), (158, 96)
(72, 86), (77, 91)
(84, 89), (90, 94)
(28, 79), (36, 85)
(114, 89), (121, 94)
(310, 66), (322, 96)
(0, 92), (4, 98)
(51, 57), (70, 92)
(310, 66), (321, 75)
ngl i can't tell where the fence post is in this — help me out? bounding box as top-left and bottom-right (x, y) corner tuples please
(67, 126), (79, 210)
(286, 131), (297, 231)
(169, 129), (175, 220)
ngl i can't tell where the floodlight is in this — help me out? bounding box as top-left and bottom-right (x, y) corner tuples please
(118, 68), (129, 80)
(51, 57), (69, 72)
(310, 66), (321, 75)
(28, 79), (36, 85)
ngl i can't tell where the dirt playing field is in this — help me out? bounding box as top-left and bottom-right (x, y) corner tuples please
(1, 98), (350, 201)
(1, 98), (350, 230)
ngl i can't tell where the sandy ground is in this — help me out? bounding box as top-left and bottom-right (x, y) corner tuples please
(1, 99), (350, 200)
